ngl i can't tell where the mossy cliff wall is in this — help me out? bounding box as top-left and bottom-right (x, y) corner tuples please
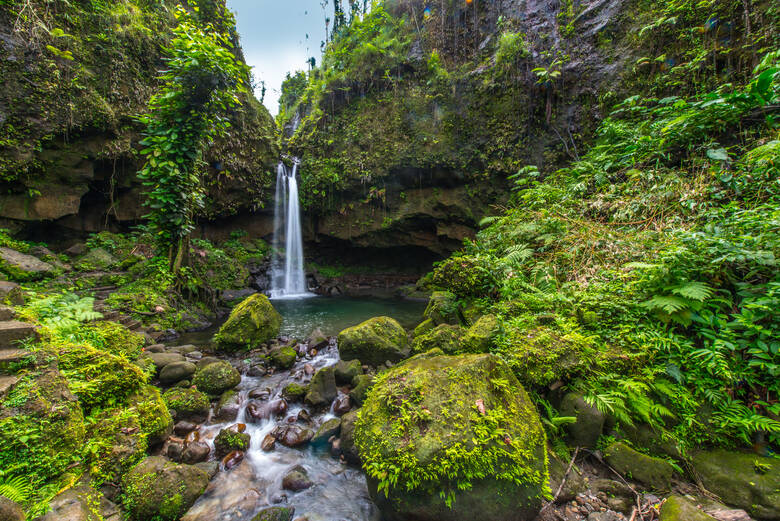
(0, 0), (277, 236)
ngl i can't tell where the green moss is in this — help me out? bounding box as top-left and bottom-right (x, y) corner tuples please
(85, 321), (145, 360)
(214, 294), (282, 350)
(461, 315), (500, 353)
(355, 352), (549, 517)
(432, 256), (498, 299)
(84, 406), (149, 485)
(282, 382), (308, 402)
(412, 318), (435, 338)
(604, 442), (674, 490)
(213, 428), (250, 457)
(423, 291), (461, 325)
(162, 387), (210, 421)
(191, 360), (240, 395)
(411, 323), (464, 355)
(128, 385), (173, 445)
(337, 316), (410, 367)
(269, 346), (297, 369)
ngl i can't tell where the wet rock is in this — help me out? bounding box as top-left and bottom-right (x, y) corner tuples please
(306, 327), (329, 350)
(261, 433), (277, 451)
(122, 456), (208, 521)
(215, 294), (282, 350)
(214, 428), (251, 458)
(271, 424), (314, 447)
(187, 350), (203, 360)
(248, 363), (267, 377)
(348, 374), (374, 405)
(337, 316), (410, 366)
(193, 460), (219, 479)
(182, 441), (211, 464)
(215, 390), (241, 421)
(146, 352), (186, 373)
(282, 465), (313, 492)
(246, 400), (269, 423)
(692, 449), (780, 519)
(269, 398), (289, 416)
(196, 356), (220, 369)
(228, 423), (247, 433)
(329, 437), (341, 458)
(249, 387), (272, 400)
(146, 344), (165, 353)
(332, 394), (352, 416)
(168, 344), (199, 355)
(303, 363), (315, 375)
(604, 442), (674, 490)
(305, 366), (337, 407)
(282, 382), (308, 402)
(252, 507), (295, 521)
(312, 417), (341, 445)
(269, 346), (297, 369)
(159, 361), (197, 384)
(221, 450), (245, 470)
(339, 410), (360, 465)
(185, 430), (201, 444)
(559, 392), (604, 449)
(548, 451), (588, 504)
(0, 496), (24, 521)
(192, 360), (240, 395)
(163, 387), (210, 422)
(166, 438), (185, 461)
(334, 359), (362, 385)
(296, 409), (312, 424)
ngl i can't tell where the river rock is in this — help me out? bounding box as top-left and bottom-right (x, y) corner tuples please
(214, 428), (251, 458)
(122, 456), (208, 521)
(37, 485), (121, 521)
(307, 328), (329, 349)
(337, 316), (410, 366)
(159, 361), (197, 384)
(312, 417), (341, 445)
(355, 352), (548, 521)
(348, 374), (374, 405)
(252, 507), (295, 521)
(269, 346), (297, 369)
(282, 382), (308, 402)
(332, 393), (352, 416)
(304, 366), (337, 407)
(215, 390), (241, 421)
(163, 387), (210, 422)
(559, 392), (604, 449)
(334, 359), (362, 385)
(182, 441), (211, 464)
(339, 410), (360, 465)
(221, 450), (245, 470)
(196, 356), (220, 369)
(261, 433), (276, 451)
(604, 442), (674, 490)
(0, 496), (24, 521)
(269, 398), (288, 416)
(0, 246), (56, 281)
(146, 344), (165, 353)
(282, 465), (313, 492)
(271, 424), (314, 447)
(193, 460), (219, 480)
(423, 290), (461, 325)
(246, 400), (268, 423)
(692, 449), (780, 519)
(146, 352), (185, 373)
(192, 360), (240, 395)
(659, 495), (717, 521)
(214, 294), (282, 350)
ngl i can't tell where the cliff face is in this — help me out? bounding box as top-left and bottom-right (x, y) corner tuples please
(0, 0), (277, 238)
(280, 0), (637, 263)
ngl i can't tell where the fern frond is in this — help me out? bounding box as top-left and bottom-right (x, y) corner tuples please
(671, 281), (714, 302)
(0, 475), (32, 503)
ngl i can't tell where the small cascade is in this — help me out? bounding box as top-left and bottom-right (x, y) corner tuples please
(269, 159), (310, 298)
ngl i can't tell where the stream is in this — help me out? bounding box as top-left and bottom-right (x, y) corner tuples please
(177, 296), (426, 521)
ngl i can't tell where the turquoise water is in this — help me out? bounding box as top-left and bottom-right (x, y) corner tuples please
(272, 295), (426, 338)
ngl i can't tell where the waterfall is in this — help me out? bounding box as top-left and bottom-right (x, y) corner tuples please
(269, 159), (310, 298)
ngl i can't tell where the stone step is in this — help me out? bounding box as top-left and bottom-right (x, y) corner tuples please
(0, 348), (31, 373)
(0, 305), (16, 321)
(0, 320), (38, 347)
(0, 374), (18, 396)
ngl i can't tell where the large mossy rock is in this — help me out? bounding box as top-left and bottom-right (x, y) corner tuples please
(305, 366), (337, 407)
(122, 456), (208, 521)
(692, 449), (780, 520)
(461, 314), (500, 352)
(192, 360), (241, 395)
(214, 294), (282, 350)
(604, 442), (674, 490)
(411, 323), (464, 354)
(559, 392), (604, 449)
(355, 351), (548, 521)
(659, 495), (717, 521)
(337, 316), (409, 367)
(162, 387), (210, 422)
(423, 291), (461, 325)
(0, 246), (56, 281)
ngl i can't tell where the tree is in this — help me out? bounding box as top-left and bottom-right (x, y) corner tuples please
(137, 6), (248, 273)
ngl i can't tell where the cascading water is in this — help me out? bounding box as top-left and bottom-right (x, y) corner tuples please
(269, 159), (310, 298)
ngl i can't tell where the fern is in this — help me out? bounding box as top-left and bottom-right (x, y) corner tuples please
(0, 475), (32, 503)
(670, 281), (714, 301)
(478, 216), (501, 227)
(502, 244), (534, 266)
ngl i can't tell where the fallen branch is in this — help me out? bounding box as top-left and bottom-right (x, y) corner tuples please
(540, 447), (580, 513)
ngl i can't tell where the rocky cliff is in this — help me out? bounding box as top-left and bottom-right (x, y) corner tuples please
(0, 0), (277, 239)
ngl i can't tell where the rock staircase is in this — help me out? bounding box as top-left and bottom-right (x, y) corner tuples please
(0, 316), (39, 397)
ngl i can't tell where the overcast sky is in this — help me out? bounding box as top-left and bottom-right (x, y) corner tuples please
(226, 0), (327, 116)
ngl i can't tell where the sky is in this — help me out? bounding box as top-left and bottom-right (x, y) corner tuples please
(226, 0), (328, 116)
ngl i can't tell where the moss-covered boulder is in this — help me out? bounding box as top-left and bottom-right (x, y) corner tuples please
(282, 382), (308, 402)
(692, 449), (780, 519)
(86, 406), (150, 484)
(659, 495), (717, 521)
(461, 314), (499, 353)
(269, 346), (297, 369)
(122, 456), (208, 521)
(312, 417), (341, 444)
(214, 294), (282, 350)
(423, 291), (461, 325)
(214, 428), (250, 458)
(159, 361), (197, 384)
(411, 323), (464, 354)
(128, 385), (173, 446)
(0, 246), (56, 281)
(334, 359), (362, 385)
(604, 442), (674, 490)
(349, 374), (375, 405)
(87, 320), (145, 359)
(192, 360), (241, 395)
(413, 318), (435, 338)
(162, 387), (210, 422)
(559, 392), (604, 449)
(337, 316), (410, 367)
(355, 352), (549, 521)
(0, 369), (86, 482)
(305, 366), (337, 407)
